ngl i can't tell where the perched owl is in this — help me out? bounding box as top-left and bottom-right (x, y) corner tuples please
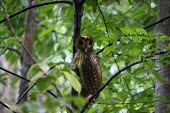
(72, 36), (102, 98)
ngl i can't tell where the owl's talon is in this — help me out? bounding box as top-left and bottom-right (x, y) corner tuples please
(86, 94), (95, 103)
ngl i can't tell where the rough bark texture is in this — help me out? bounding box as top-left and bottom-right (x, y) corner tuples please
(19, 0), (37, 103)
(155, 0), (170, 113)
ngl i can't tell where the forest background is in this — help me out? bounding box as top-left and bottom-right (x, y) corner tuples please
(0, 0), (170, 113)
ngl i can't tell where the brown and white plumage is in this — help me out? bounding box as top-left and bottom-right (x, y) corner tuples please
(72, 36), (102, 98)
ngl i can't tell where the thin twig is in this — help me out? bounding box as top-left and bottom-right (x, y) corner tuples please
(144, 15), (170, 29)
(0, 0), (36, 63)
(96, 43), (112, 54)
(97, 15), (170, 54)
(16, 83), (36, 104)
(96, 2), (108, 35)
(47, 90), (58, 98)
(52, 83), (64, 98)
(0, 1), (73, 24)
(98, 101), (154, 105)
(80, 50), (168, 113)
(47, 90), (75, 113)
(112, 52), (120, 70)
(15, 64), (65, 104)
(0, 45), (21, 55)
(0, 100), (10, 109)
(98, 86), (154, 106)
(132, 86), (154, 97)
(0, 67), (31, 82)
(0, 0), (17, 37)
(0, 100), (17, 113)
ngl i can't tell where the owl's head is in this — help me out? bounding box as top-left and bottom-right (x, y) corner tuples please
(75, 36), (94, 53)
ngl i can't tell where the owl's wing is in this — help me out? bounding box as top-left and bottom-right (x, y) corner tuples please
(90, 53), (102, 82)
(72, 53), (81, 77)
(80, 52), (102, 95)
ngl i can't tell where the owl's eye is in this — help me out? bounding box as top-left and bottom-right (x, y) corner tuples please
(79, 40), (84, 45)
(89, 41), (92, 45)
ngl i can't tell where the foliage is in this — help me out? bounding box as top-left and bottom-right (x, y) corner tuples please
(0, 0), (169, 113)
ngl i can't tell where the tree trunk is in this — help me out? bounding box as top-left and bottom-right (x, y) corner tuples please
(19, 0), (37, 103)
(155, 0), (170, 113)
(71, 0), (85, 111)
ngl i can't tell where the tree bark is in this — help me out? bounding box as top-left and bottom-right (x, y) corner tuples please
(71, 0), (85, 111)
(155, 0), (170, 113)
(19, 0), (37, 103)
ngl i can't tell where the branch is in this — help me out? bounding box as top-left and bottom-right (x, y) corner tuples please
(47, 90), (75, 113)
(0, 101), (10, 109)
(80, 50), (168, 113)
(0, 0), (17, 37)
(96, 2), (108, 35)
(52, 83), (64, 98)
(0, 1), (73, 24)
(97, 15), (170, 54)
(132, 86), (154, 97)
(0, 0), (36, 63)
(144, 15), (170, 29)
(98, 101), (154, 105)
(0, 100), (17, 113)
(96, 43), (112, 54)
(0, 67), (31, 82)
(16, 64), (63, 104)
(16, 83), (36, 104)
(98, 86), (154, 106)
(0, 45), (20, 55)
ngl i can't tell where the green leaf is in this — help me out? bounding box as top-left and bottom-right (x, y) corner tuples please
(27, 63), (42, 79)
(103, 44), (114, 56)
(85, 0), (98, 12)
(63, 72), (81, 93)
(5, 37), (19, 45)
(38, 25), (54, 39)
(0, 44), (9, 55)
(38, 20), (50, 26)
(20, 0), (28, 7)
(152, 70), (165, 83)
(115, 0), (120, 5)
(36, 77), (53, 91)
(120, 28), (136, 36)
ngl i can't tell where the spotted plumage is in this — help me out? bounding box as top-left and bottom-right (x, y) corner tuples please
(72, 36), (102, 98)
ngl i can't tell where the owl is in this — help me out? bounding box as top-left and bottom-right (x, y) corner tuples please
(72, 36), (102, 98)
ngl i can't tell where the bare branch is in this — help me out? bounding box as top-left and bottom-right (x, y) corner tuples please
(0, 100), (17, 113)
(80, 50), (168, 113)
(98, 86), (154, 106)
(16, 63), (68, 104)
(47, 90), (75, 113)
(0, 67), (31, 82)
(96, 2), (108, 35)
(0, 0), (36, 63)
(0, 45), (21, 55)
(0, 101), (10, 109)
(96, 43), (112, 54)
(0, 0), (17, 37)
(144, 15), (170, 29)
(16, 83), (36, 104)
(52, 83), (64, 98)
(0, 1), (73, 24)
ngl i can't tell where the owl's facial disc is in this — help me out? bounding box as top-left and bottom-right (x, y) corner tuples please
(76, 36), (94, 53)
(79, 40), (84, 45)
